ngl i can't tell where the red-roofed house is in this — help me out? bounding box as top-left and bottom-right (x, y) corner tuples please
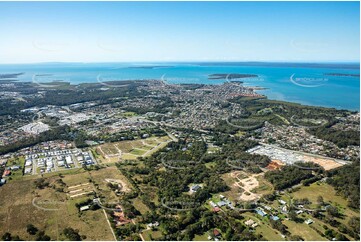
(213, 229), (221, 237)
(3, 170), (11, 177)
(213, 207), (221, 213)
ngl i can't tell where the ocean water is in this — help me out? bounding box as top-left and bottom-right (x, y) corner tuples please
(0, 62), (359, 111)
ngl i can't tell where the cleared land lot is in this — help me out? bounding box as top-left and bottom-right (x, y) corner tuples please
(96, 136), (171, 163)
(221, 171), (273, 202)
(249, 144), (347, 171)
(0, 166), (130, 240)
(301, 156), (343, 170)
(0, 178), (113, 240)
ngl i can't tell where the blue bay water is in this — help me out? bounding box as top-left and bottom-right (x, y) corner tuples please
(0, 62), (359, 111)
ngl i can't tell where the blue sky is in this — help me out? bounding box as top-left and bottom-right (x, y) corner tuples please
(0, 1), (359, 63)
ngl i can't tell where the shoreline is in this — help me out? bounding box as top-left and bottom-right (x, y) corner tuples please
(32, 79), (360, 112)
(1, 77), (359, 112)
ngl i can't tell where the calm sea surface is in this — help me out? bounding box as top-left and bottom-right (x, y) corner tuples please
(0, 62), (359, 111)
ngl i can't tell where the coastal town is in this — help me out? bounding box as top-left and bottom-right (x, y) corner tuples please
(0, 1), (360, 241)
(0, 79), (359, 241)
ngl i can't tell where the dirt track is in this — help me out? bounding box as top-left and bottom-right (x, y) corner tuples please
(302, 156), (343, 170)
(231, 171), (262, 201)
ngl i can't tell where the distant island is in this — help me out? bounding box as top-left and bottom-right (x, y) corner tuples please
(128, 66), (174, 69)
(325, 73), (360, 77)
(35, 74), (53, 77)
(208, 73), (258, 80)
(0, 72), (24, 79)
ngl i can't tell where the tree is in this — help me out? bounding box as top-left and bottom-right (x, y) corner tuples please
(35, 231), (50, 241)
(288, 210), (298, 221)
(290, 235), (304, 241)
(26, 224), (38, 235)
(327, 161), (360, 209)
(326, 206), (339, 218)
(335, 233), (348, 241)
(317, 196), (324, 206)
(270, 220), (288, 234)
(11, 235), (21, 241)
(63, 227), (81, 241)
(348, 216), (360, 236)
(34, 178), (49, 189)
(2, 232), (12, 241)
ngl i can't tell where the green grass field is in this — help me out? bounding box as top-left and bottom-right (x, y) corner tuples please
(141, 229), (162, 241)
(283, 219), (327, 241)
(290, 182), (347, 206)
(132, 197), (150, 215)
(140, 145), (153, 150)
(130, 148), (147, 156)
(285, 182), (359, 236)
(6, 156), (25, 181)
(122, 153), (138, 160)
(193, 232), (209, 241)
(205, 161), (216, 169)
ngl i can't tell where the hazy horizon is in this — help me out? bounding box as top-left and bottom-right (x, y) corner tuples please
(0, 61), (360, 65)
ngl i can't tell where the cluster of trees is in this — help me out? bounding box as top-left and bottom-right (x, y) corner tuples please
(113, 134), (273, 240)
(347, 217), (360, 240)
(144, 163), (228, 206)
(221, 140), (270, 173)
(0, 165), (5, 182)
(309, 126), (359, 148)
(302, 176), (322, 186)
(33, 178), (49, 189)
(140, 208), (262, 241)
(0, 81), (147, 116)
(270, 219), (288, 234)
(232, 97), (350, 121)
(115, 223), (140, 240)
(113, 128), (358, 241)
(62, 227), (82, 241)
(26, 224), (50, 240)
(323, 226), (348, 241)
(310, 205), (359, 240)
(0, 125), (73, 155)
(114, 140), (240, 239)
(121, 201), (141, 219)
(1, 233), (21, 241)
(264, 163), (321, 190)
(29, 82), (145, 107)
(327, 161), (360, 209)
